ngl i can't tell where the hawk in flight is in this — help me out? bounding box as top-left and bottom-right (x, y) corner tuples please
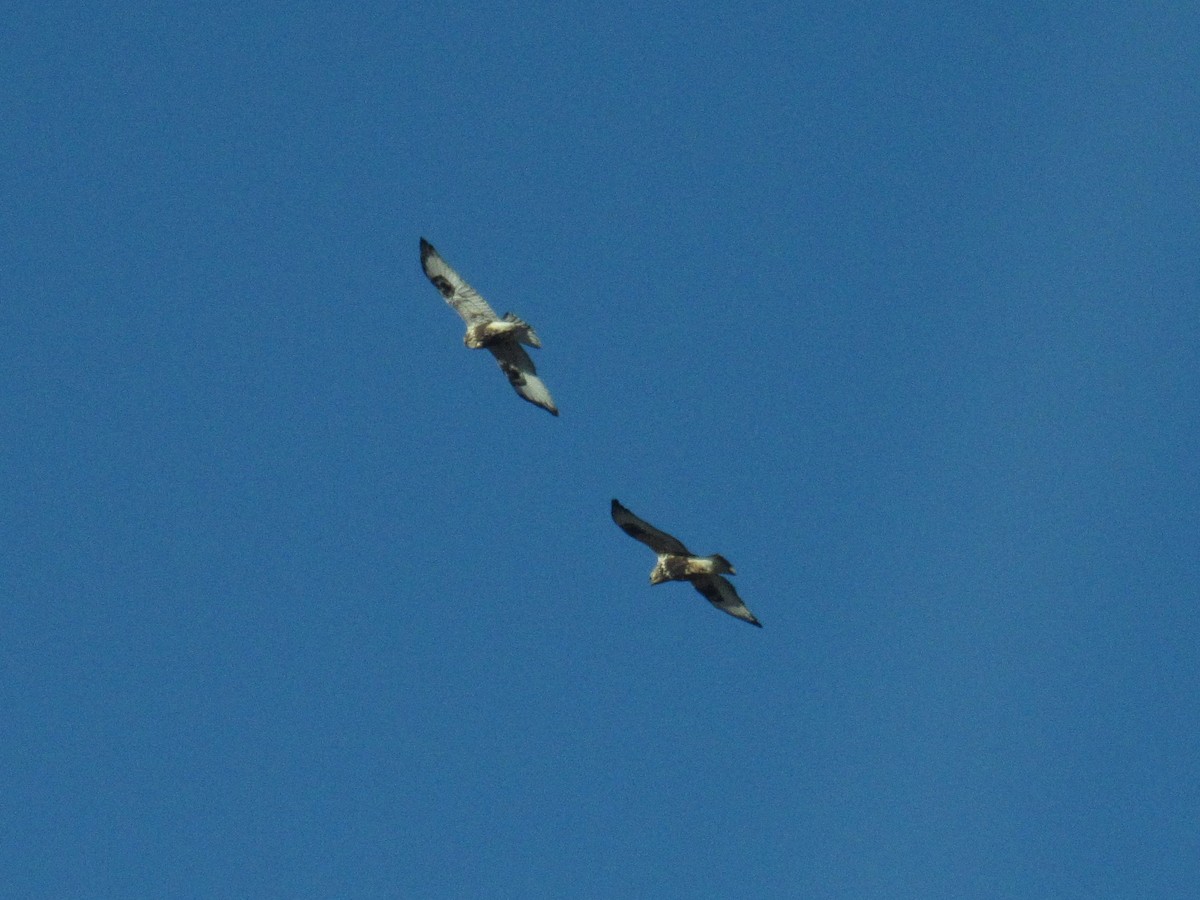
(611, 499), (762, 627)
(420, 238), (558, 416)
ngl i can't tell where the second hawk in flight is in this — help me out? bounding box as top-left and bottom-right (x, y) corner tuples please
(611, 499), (762, 627)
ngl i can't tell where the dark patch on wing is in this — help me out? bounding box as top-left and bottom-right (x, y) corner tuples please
(489, 342), (558, 415)
(498, 359), (526, 387)
(610, 499), (691, 556)
(622, 521), (660, 545)
(693, 578), (725, 606)
(693, 577), (763, 628)
(431, 275), (455, 299)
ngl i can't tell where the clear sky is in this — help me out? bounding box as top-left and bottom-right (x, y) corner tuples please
(3, 2), (1198, 897)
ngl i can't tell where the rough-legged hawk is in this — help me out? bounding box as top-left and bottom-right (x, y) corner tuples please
(611, 499), (762, 627)
(419, 238), (558, 416)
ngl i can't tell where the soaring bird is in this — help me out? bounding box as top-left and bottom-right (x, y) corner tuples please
(419, 238), (558, 416)
(611, 499), (762, 627)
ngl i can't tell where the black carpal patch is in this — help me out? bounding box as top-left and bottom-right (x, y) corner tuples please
(431, 276), (455, 298)
(627, 524), (650, 541)
(500, 362), (525, 386)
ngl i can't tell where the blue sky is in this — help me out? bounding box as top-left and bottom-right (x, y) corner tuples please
(3, 2), (1198, 896)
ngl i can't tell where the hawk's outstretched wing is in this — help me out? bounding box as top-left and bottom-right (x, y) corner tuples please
(490, 341), (559, 416)
(611, 499), (691, 556)
(420, 238), (498, 326)
(693, 576), (763, 628)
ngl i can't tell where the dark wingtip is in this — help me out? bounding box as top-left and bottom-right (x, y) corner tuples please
(751, 619), (763, 628)
(419, 237), (434, 260)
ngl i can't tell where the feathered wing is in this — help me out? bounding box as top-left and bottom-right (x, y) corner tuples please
(693, 576), (763, 628)
(420, 238), (498, 326)
(489, 341), (559, 416)
(610, 500), (691, 556)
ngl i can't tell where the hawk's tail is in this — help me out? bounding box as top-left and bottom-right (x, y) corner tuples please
(502, 312), (542, 348)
